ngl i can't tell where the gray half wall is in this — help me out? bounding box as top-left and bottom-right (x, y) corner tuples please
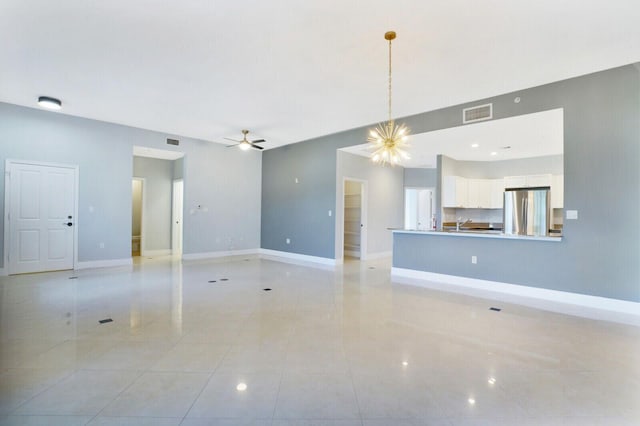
(262, 63), (640, 302)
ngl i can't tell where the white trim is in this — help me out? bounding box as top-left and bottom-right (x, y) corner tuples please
(344, 250), (360, 258)
(76, 258), (133, 270)
(141, 249), (172, 257)
(182, 248), (261, 261)
(260, 248), (340, 266)
(5, 159), (79, 275)
(363, 250), (392, 260)
(391, 268), (640, 326)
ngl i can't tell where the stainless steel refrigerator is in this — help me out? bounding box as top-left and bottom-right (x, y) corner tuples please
(503, 187), (550, 236)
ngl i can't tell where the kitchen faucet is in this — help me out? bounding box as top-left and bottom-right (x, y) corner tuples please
(456, 218), (472, 231)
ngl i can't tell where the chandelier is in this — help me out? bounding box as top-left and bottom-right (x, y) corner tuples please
(368, 31), (410, 166)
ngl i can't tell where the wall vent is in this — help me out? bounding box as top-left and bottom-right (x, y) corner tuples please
(463, 103), (493, 124)
(166, 138), (179, 146)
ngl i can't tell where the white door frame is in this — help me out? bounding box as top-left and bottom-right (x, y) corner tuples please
(171, 179), (183, 256)
(338, 177), (368, 261)
(404, 186), (435, 230)
(4, 159), (79, 275)
(132, 177), (146, 256)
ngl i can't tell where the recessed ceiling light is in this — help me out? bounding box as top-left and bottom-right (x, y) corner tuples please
(471, 143), (479, 148)
(488, 377), (496, 385)
(490, 152), (497, 156)
(37, 96), (62, 110)
(402, 361), (408, 367)
(468, 397), (476, 405)
(236, 383), (247, 391)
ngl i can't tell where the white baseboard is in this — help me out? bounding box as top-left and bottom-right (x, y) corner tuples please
(182, 248), (260, 261)
(391, 268), (640, 327)
(76, 258), (133, 270)
(344, 250), (360, 258)
(362, 251), (392, 261)
(260, 248), (341, 267)
(141, 249), (172, 257)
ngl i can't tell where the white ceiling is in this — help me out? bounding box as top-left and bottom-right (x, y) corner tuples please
(1, 1), (639, 150)
(341, 108), (564, 168)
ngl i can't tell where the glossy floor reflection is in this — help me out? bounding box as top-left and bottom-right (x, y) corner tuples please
(1, 256), (639, 425)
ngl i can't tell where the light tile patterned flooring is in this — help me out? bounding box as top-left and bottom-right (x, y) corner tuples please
(1, 256), (639, 425)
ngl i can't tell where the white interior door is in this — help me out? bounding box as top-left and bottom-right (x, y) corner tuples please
(417, 189), (433, 230)
(7, 162), (77, 274)
(171, 179), (183, 255)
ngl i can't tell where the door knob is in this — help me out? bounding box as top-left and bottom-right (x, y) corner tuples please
(64, 222), (73, 227)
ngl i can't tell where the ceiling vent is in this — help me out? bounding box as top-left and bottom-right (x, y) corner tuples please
(166, 138), (179, 146)
(463, 103), (493, 124)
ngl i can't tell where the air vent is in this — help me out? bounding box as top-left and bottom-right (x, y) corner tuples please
(166, 138), (179, 146)
(463, 103), (493, 124)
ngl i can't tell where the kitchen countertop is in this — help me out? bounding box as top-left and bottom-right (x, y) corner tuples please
(392, 228), (563, 242)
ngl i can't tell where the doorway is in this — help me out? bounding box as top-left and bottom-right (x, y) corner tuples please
(343, 179), (367, 259)
(131, 178), (144, 257)
(172, 179), (183, 256)
(405, 187), (435, 230)
(5, 160), (78, 274)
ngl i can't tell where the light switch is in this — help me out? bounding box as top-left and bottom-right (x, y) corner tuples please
(328, 210), (332, 217)
(566, 210), (578, 220)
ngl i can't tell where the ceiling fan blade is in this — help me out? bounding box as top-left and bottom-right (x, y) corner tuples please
(225, 143), (239, 148)
(251, 144), (264, 150)
(224, 137), (241, 142)
(250, 139), (266, 144)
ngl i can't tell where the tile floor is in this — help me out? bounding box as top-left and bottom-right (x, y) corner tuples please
(1, 256), (639, 425)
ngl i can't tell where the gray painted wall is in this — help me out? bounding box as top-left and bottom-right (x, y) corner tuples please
(0, 102), (262, 266)
(404, 168), (437, 188)
(263, 63), (639, 302)
(133, 156), (173, 252)
(336, 151), (404, 259)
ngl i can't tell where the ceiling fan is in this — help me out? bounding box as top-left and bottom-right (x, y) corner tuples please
(225, 129), (265, 151)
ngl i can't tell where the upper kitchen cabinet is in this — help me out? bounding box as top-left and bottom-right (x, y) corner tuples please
(551, 174), (564, 208)
(442, 176), (468, 208)
(490, 178), (505, 208)
(467, 179), (491, 208)
(504, 174), (552, 188)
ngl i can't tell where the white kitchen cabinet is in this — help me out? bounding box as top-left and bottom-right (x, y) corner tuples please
(442, 176), (468, 208)
(467, 179), (491, 208)
(551, 174), (564, 208)
(490, 178), (505, 208)
(505, 174), (552, 189)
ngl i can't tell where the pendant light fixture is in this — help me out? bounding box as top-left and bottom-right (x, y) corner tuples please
(368, 31), (410, 166)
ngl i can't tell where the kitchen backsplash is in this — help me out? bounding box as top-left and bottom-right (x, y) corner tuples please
(443, 208), (504, 224)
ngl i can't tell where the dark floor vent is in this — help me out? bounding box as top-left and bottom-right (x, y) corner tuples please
(69, 276), (78, 279)
(263, 288), (272, 292)
(99, 318), (113, 324)
(208, 280), (217, 283)
(167, 138), (179, 146)
(489, 307), (502, 312)
(220, 278), (229, 281)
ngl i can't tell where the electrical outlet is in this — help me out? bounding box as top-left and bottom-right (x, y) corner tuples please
(286, 238), (290, 244)
(471, 255), (477, 264)
(566, 210), (578, 220)
(99, 242), (105, 249)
